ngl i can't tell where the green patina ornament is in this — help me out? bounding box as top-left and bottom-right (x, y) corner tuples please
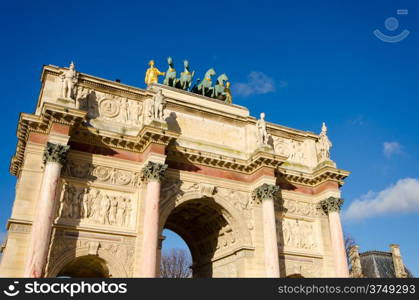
(194, 68), (216, 97)
(176, 60), (195, 91)
(213, 73), (229, 100)
(163, 57), (177, 87)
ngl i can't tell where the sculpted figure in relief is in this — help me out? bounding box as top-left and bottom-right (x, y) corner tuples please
(59, 62), (78, 99)
(116, 196), (127, 226)
(288, 140), (306, 164)
(89, 189), (102, 223)
(80, 187), (90, 218)
(109, 196), (118, 225)
(125, 198), (132, 226)
(135, 101), (143, 124)
(59, 183), (76, 219)
(120, 98), (129, 122)
(99, 195), (111, 225)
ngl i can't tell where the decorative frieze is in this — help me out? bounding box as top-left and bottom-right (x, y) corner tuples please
(43, 142), (70, 166)
(141, 161), (167, 182)
(277, 199), (325, 217)
(63, 159), (141, 188)
(319, 197), (343, 214)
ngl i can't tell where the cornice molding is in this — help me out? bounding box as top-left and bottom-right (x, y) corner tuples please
(10, 103), (87, 176)
(167, 145), (287, 175)
(278, 165), (350, 187)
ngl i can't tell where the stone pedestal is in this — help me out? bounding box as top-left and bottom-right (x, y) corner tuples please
(139, 161), (167, 278)
(253, 183), (280, 277)
(24, 142), (69, 277)
(320, 197), (349, 277)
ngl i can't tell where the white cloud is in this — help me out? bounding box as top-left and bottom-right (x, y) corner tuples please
(343, 178), (419, 221)
(383, 141), (402, 157)
(233, 71), (277, 97)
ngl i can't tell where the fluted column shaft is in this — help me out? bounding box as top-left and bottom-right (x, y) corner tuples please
(320, 197), (349, 277)
(24, 142), (69, 277)
(253, 184), (280, 277)
(139, 161), (167, 278)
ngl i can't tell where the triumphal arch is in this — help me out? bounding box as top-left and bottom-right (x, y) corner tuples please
(0, 60), (350, 278)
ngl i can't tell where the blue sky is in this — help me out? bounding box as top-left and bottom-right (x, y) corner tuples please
(0, 0), (418, 276)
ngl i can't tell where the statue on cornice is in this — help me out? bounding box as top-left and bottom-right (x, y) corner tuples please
(224, 81), (232, 104)
(256, 112), (270, 148)
(316, 122), (332, 162)
(150, 89), (166, 121)
(59, 61), (78, 99)
(145, 60), (165, 86)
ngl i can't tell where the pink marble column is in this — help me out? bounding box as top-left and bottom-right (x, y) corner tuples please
(253, 183), (280, 277)
(320, 197), (349, 277)
(139, 161), (167, 278)
(24, 142), (69, 278)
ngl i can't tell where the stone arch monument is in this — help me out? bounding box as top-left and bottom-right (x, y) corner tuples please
(0, 62), (350, 278)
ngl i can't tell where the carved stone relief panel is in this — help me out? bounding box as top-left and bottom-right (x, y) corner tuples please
(217, 187), (254, 231)
(75, 88), (144, 131)
(282, 256), (322, 277)
(272, 136), (310, 166)
(278, 218), (318, 251)
(272, 136), (291, 158)
(56, 183), (136, 230)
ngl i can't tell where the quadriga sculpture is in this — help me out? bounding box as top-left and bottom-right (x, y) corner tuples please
(195, 68), (216, 97)
(213, 73), (229, 100)
(176, 60), (195, 90)
(163, 57), (177, 87)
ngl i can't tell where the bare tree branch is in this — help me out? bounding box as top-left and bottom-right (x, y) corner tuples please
(160, 248), (192, 278)
(344, 233), (356, 269)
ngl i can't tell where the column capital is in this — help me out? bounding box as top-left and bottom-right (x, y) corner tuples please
(42, 142), (70, 166)
(141, 161), (168, 183)
(320, 196), (344, 214)
(252, 183), (279, 203)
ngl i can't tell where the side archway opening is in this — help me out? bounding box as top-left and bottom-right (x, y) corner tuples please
(56, 255), (109, 278)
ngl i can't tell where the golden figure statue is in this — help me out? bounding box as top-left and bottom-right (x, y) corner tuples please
(145, 60), (165, 86)
(225, 81), (233, 104)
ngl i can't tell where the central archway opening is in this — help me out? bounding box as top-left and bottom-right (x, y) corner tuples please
(162, 197), (234, 278)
